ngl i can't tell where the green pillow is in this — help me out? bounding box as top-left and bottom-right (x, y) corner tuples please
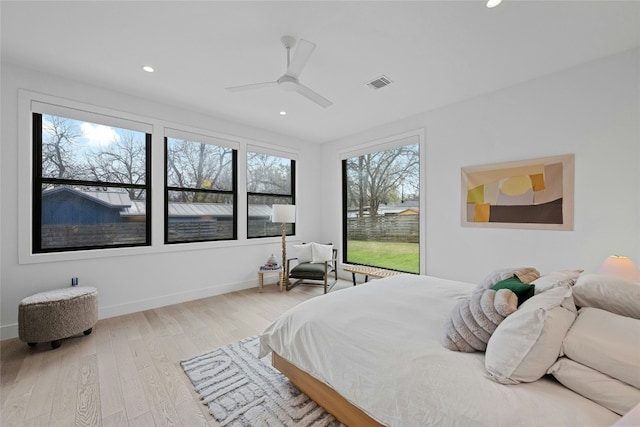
(491, 276), (535, 306)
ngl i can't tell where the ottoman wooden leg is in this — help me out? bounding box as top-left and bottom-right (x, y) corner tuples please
(28, 342), (36, 347)
(84, 328), (93, 335)
(51, 340), (61, 349)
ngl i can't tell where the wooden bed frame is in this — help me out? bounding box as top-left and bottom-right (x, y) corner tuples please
(272, 352), (385, 427)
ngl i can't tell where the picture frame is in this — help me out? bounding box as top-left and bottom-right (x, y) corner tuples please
(461, 154), (574, 230)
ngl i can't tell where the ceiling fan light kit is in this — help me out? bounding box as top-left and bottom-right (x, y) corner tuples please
(226, 35), (333, 108)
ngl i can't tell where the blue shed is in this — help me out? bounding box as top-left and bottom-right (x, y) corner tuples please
(41, 187), (132, 224)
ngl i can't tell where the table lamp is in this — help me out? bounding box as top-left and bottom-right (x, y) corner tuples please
(596, 255), (640, 282)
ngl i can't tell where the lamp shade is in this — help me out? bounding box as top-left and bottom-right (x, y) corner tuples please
(272, 204), (296, 223)
(596, 255), (640, 282)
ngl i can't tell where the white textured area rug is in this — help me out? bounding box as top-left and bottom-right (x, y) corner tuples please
(181, 336), (343, 427)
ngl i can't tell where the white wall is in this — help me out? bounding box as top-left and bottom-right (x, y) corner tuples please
(321, 48), (640, 283)
(0, 63), (323, 339)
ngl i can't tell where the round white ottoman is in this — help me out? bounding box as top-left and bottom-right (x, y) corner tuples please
(18, 286), (98, 349)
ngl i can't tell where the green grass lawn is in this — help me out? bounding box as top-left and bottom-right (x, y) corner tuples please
(346, 240), (420, 273)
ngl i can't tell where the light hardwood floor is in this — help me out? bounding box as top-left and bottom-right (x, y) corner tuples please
(1, 279), (353, 426)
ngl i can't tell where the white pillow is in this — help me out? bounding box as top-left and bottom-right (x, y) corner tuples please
(532, 269), (583, 294)
(572, 274), (640, 319)
(293, 244), (313, 264)
(311, 243), (333, 264)
(562, 307), (640, 388)
(485, 285), (577, 384)
(548, 357), (640, 416)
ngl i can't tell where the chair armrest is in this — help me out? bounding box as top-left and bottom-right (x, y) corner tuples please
(286, 257), (299, 272)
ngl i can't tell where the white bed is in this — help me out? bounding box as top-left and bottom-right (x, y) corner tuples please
(259, 274), (621, 426)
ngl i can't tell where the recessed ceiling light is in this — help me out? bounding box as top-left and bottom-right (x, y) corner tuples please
(142, 65), (155, 73)
(279, 111), (287, 116)
(486, 0), (502, 8)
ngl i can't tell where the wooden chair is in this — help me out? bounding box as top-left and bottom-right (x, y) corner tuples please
(286, 245), (338, 294)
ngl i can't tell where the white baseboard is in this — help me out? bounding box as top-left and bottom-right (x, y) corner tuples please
(98, 279), (256, 320)
(0, 279), (256, 341)
(1, 324), (19, 341)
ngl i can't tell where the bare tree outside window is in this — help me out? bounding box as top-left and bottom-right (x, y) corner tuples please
(166, 138), (234, 203)
(246, 152), (292, 195)
(42, 115), (147, 191)
(41, 115), (82, 180)
(344, 144), (419, 218)
(343, 142), (420, 273)
(85, 132), (147, 199)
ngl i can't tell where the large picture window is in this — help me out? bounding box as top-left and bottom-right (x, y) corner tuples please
(32, 112), (151, 253)
(165, 136), (237, 243)
(246, 152), (295, 238)
(342, 140), (420, 273)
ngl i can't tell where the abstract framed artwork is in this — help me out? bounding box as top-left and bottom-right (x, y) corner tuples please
(461, 154), (574, 230)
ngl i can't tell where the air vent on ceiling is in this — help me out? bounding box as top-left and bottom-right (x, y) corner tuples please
(366, 75), (393, 89)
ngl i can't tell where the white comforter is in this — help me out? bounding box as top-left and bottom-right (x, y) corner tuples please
(259, 274), (620, 426)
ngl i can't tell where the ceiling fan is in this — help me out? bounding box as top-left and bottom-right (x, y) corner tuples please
(226, 35), (333, 108)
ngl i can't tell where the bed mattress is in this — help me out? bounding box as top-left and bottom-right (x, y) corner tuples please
(259, 274), (620, 426)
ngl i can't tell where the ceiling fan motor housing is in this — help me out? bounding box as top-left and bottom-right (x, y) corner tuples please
(277, 75), (299, 91)
(280, 35), (297, 49)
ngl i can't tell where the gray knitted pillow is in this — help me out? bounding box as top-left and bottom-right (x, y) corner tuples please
(441, 288), (518, 352)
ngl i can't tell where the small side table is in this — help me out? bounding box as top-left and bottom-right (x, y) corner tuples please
(258, 268), (284, 292)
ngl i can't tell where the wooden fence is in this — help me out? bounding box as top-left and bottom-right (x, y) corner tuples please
(42, 219), (281, 247)
(42, 216), (418, 248)
(168, 220), (234, 241)
(41, 223), (147, 249)
(347, 215), (419, 243)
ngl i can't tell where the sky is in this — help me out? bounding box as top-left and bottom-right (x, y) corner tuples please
(42, 114), (143, 156)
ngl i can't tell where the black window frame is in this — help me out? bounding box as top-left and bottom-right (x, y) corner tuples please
(341, 159), (351, 265)
(32, 112), (152, 253)
(246, 154), (296, 239)
(341, 142), (421, 274)
(164, 136), (238, 244)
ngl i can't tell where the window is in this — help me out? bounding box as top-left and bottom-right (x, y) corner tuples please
(246, 152), (295, 238)
(165, 136), (237, 243)
(32, 112), (151, 253)
(342, 140), (420, 273)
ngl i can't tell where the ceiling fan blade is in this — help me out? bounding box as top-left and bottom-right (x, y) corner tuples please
(226, 81), (278, 92)
(296, 84), (333, 108)
(286, 39), (316, 78)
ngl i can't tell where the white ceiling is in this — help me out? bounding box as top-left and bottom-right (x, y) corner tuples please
(2, 1), (639, 143)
